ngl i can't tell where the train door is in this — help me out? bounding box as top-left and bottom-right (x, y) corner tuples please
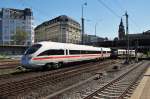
(101, 48), (103, 59)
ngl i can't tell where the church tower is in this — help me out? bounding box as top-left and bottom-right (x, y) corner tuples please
(118, 18), (125, 40)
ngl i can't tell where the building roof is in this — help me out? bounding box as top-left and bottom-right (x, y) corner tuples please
(143, 30), (150, 34)
(0, 8), (32, 19)
(128, 32), (150, 39)
(35, 15), (80, 30)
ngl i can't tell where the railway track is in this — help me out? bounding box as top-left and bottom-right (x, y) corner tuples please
(0, 60), (117, 98)
(83, 61), (149, 99)
(0, 59), (18, 62)
(0, 60), (114, 84)
(0, 60), (20, 69)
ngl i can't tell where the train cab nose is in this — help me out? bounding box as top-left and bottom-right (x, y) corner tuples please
(21, 55), (32, 68)
(21, 44), (42, 69)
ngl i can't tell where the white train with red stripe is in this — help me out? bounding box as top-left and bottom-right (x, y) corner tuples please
(110, 48), (135, 58)
(21, 41), (111, 69)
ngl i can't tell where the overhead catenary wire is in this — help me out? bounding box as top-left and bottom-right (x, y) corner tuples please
(97, 0), (121, 18)
(19, 0), (142, 33)
(115, 0), (125, 12)
(114, 0), (142, 32)
(97, 0), (142, 33)
(129, 17), (142, 32)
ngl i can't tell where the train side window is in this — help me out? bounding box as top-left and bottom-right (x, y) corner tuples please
(81, 50), (87, 54)
(80, 50), (100, 54)
(86, 51), (91, 54)
(25, 44), (41, 55)
(103, 51), (106, 54)
(107, 51), (111, 53)
(38, 49), (64, 56)
(88, 51), (98, 54)
(69, 50), (80, 54)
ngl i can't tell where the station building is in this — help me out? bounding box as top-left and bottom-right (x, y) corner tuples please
(118, 18), (150, 42)
(128, 30), (150, 40)
(0, 8), (34, 45)
(35, 15), (81, 44)
(83, 34), (105, 46)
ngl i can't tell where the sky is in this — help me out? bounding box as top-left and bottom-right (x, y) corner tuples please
(0, 0), (150, 40)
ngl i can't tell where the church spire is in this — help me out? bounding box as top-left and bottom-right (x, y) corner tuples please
(118, 18), (125, 40)
(120, 18), (123, 26)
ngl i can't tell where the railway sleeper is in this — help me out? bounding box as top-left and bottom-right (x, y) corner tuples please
(114, 80), (132, 84)
(108, 85), (127, 90)
(124, 93), (132, 98)
(106, 87), (125, 92)
(96, 93), (118, 98)
(104, 88), (123, 93)
(0, 79), (54, 96)
(100, 91), (121, 96)
(126, 90), (134, 95)
(5, 82), (52, 96)
(113, 81), (131, 85)
(92, 96), (102, 99)
(112, 83), (130, 87)
(111, 85), (128, 89)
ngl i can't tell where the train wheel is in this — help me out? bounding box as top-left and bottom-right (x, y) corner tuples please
(44, 63), (52, 70)
(58, 62), (63, 67)
(53, 62), (62, 69)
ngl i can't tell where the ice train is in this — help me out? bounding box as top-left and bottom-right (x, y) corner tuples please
(110, 49), (135, 58)
(21, 41), (111, 69)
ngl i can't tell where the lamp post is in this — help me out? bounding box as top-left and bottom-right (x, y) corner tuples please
(95, 23), (98, 36)
(125, 11), (130, 63)
(135, 38), (139, 62)
(94, 20), (102, 36)
(81, 2), (87, 44)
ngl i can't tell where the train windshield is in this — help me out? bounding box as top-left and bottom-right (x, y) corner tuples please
(25, 44), (41, 55)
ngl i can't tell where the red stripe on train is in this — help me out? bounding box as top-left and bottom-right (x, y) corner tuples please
(32, 54), (104, 60)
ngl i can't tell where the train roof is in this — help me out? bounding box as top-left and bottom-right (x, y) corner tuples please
(102, 48), (111, 51)
(36, 41), (110, 51)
